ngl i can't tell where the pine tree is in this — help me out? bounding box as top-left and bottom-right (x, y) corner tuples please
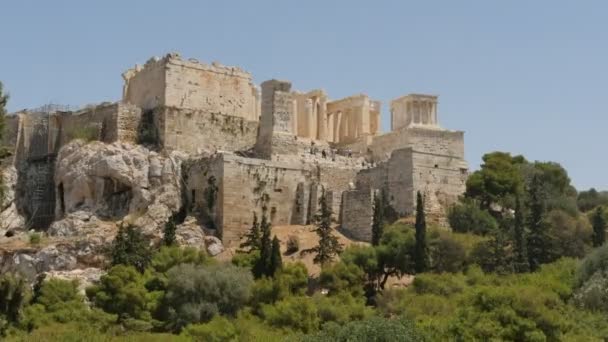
(306, 188), (343, 266)
(269, 235), (283, 275)
(527, 174), (549, 271)
(163, 217), (177, 246)
(110, 224), (152, 273)
(414, 191), (429, 273)
(371, 191), (385, 246)
(592, 206), (606, 247)
(512, 193), (529, 273)
(240, 212), (261, 252)
(253, 213), (272, 278)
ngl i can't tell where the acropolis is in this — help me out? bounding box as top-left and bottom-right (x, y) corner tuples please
(2, 53), (468, 245)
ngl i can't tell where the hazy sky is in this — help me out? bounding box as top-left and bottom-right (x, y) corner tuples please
(1, 1), (607, 190)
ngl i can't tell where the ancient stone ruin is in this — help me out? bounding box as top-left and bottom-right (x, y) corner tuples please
(1, 52), (468, 249)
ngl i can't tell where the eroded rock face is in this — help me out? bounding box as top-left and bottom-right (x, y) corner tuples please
(55, 140), (183, 233)
(0, 166), (27, 236)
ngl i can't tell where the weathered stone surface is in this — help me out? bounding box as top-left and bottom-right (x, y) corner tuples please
(0, 166), (26, 235)
(204, 236), (224, 256)
(55, 140), (182, 233)
(45, 268), (104, 294)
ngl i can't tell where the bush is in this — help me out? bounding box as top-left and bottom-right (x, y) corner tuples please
(299, 316), (423, 342)
(68, 126), (99, 142)
(22, 278), (114, 331)
(448, 201), (498, 235)
(250, 262), (308, 310)
(182, 316), (238, 342)
(161, 263), (253, 331)
(429, 233), (467, 273)
(286, 235), (300, 254)
(262, 296), (319, 333)
(575, 244), (608, 287)
(28, 232), (41, 245)
(0, 273), (30, 329)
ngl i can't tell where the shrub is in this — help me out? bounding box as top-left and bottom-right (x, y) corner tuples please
(161, 263), (253, 331)
(68, 126), (99, 142)
(286, 235), (300, 254)
(299, 316), (423, 342)
(0, 273), (30, 328)
(262, 296), (319, 333)
(182, 316), (238, 342)
(575, 244), (608, 287)
(29, 232), (41, 245)
(429, 233), (466, 273)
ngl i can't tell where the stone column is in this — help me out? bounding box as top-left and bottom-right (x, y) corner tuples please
(335, 111), (342, 143)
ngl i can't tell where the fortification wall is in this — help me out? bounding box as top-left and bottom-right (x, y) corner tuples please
(187, 154), (316, 245)
(122, 58), (166, 110)
(156, 106), (258, 154)
(368, 127), (465, 162)
(340, 189), (374, 242)
(409, 149), (468, 216)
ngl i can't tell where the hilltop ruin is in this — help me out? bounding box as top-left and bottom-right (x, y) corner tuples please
(2, 52), (468, 246)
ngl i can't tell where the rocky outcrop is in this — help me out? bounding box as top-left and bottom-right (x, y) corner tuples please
(0, 166), (26, 236)
(55, 140), (184, 233)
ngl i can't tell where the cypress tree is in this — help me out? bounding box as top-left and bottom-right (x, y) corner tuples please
(527, 174), (549, 271)
(414, 191), (429, 273)
(240, 212), (261, 252)
(163, 217), (177, 246)
(371, 191), (385, 246)
(254, 213), (272, 278)
(269, 235), (283, 275)
(592, 207), (606, 247)
(306, 188), (343, 266)
(512, 193), (529, 273)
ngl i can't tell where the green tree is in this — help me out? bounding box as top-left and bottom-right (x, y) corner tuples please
(592, 206), (606, 247)
(86, 265), (156, 325)
(371, 191), (385, 246)
(305, 189), (343, 266)
(269, 236), (283, 276)
(512, 194), (529, 273)
(465, 152), (526, 209)
(240, 212), (261, 252)
(110, 224), (153, 273)
(254, 213), (272, 278)
(0, 273), (30, 329)
(447, 200), (498, 235)
(376, 224), (417, 289)
(527, 174), (549, 271)
(578, 188), (608, 212)
(414, 192), (429, 273)
(163, 217), (177, 246)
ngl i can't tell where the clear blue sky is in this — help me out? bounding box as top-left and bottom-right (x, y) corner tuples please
(1, 1), (607, 190)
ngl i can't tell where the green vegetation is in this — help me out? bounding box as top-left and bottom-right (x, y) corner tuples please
(4, 150), (608, 340)
(68, 126), (99, 142)
(304, 189), (343, 266)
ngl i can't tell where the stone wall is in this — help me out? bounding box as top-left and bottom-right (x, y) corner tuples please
(123, 54), (260, 121)
(155, 106), (258, 154)
(186, 153), (316, 245)
(368, 126), (465, 162)
(255, 80), (294, 159)
(340, 188), (374, 242)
